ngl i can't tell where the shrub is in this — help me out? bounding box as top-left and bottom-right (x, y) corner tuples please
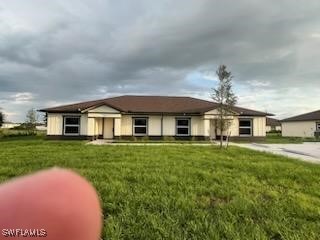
(268, 130), (282, 134)
(140, 136), (149, 142)
(163, 136), (175, 142)
(0, 129), (44, 138)
(131, 136), (138, 142)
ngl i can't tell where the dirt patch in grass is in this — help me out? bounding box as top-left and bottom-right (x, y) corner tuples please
(197, 195), (232, 208)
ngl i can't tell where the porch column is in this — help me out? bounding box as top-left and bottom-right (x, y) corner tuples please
(114, 118), (121, 137)
(87, 118), (95, 136)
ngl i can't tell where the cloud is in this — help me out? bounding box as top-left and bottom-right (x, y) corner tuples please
(0, 0), (320, 121)
(246, 80), (270, 87)
(10, 92), (34, 103)
(202, 73), (218, 82)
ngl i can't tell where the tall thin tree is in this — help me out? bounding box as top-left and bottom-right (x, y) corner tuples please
(211, 65), (237, 148)
(0, 110), (4, 128)
(25, 108), (38, 131)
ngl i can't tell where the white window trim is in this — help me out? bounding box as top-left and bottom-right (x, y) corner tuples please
(316, 122), (320, 131)
(133, 118), (148, 136)
(176, 118), (190, 136)
(64, 116), (81, 136)
(239, 119), (253, 137)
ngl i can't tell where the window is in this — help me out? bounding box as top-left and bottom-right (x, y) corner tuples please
(176, 118), (190, 136)
(133, 118), (148, 135)
(239, 119), (252, 136)
(64, 116), (80, 135)
(317, 122), (320, 131)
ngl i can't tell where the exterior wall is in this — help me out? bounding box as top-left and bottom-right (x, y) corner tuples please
(47, 113), (63, 135)
(121, 115), (207, 136)
(253, 117), (266, 137)
(204, 115), (266, 138)
(162, 116), (206, 136)
(46, 112), (267, 139)
(211, 117), (239, 136)
(47, 113), (88, 135)
(229, 116), (266, 137)
(80, 114), (88, 135)
(229, 117), (239, 136)
(162, 116), (175, 135)
(191, 116), (205, 136)
(282, 121), (318, 137)
(204, 119), (211, 137)
(121, 115), (132, 135)
(148, 116), (162, 136)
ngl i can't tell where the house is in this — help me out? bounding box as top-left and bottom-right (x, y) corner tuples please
(39, 95), (272, 141)
(36, 123), (47, 131)
(281, 110), (320, 138)
(1, 122), (21, 129)
(266, 117), (281, 132)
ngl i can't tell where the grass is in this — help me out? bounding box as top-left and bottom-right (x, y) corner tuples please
(265, 133), (304, 144)
(233, 133), (320, 144)
(265, 133), (320, 144)
(0, 138), (320, 239)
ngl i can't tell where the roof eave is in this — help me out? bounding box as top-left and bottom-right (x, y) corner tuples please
(80, 102), (124, 113)
(281, 118), (320, 122)
(239, 113), (274, 117)
(38, 109), (81, 113)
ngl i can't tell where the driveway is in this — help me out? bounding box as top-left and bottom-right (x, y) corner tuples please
(232, 142), (320, 164)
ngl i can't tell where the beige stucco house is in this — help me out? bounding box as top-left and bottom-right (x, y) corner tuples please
(1, 122), (21, 129)
(281, 110), (320, 138)
(266, 117), (281, 132)
(40, 95), (271, 141)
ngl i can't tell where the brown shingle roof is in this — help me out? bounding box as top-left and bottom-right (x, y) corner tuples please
(266, 117), (281, 126)
(281, 110), (320, 122)
(39, 95), (271, 116)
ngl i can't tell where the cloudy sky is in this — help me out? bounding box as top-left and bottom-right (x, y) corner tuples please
(0, 0), (320, 122)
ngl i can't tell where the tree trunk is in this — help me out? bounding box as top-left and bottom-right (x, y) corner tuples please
(220, 112), (223, 149)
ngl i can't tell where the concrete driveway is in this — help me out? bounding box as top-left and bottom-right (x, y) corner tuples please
(232, 142), (320, 163)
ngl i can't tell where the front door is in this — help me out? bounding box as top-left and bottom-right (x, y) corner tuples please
(103, 118), (114, 139)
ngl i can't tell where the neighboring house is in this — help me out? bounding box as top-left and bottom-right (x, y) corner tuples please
(1, 122), (21, 129)
(39, 95), (272, 141)
(266, 117), (281, 132)
(36, 123), (47, 131)
(281, 110), (320, 138)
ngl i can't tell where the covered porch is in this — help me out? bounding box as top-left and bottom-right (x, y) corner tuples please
(203, 113), (237, 140)
(87, 113), (121, 140)
(83, 104), (122, 139)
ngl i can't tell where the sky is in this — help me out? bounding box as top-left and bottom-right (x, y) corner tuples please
(0, 0), (320, 122)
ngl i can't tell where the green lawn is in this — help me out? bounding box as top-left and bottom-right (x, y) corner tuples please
(233, 133), (320, 144)
(0, 138), (320, 239)
(265, 133), (305, 144)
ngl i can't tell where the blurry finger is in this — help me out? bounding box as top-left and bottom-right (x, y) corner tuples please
(0, 168), (102, 240)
